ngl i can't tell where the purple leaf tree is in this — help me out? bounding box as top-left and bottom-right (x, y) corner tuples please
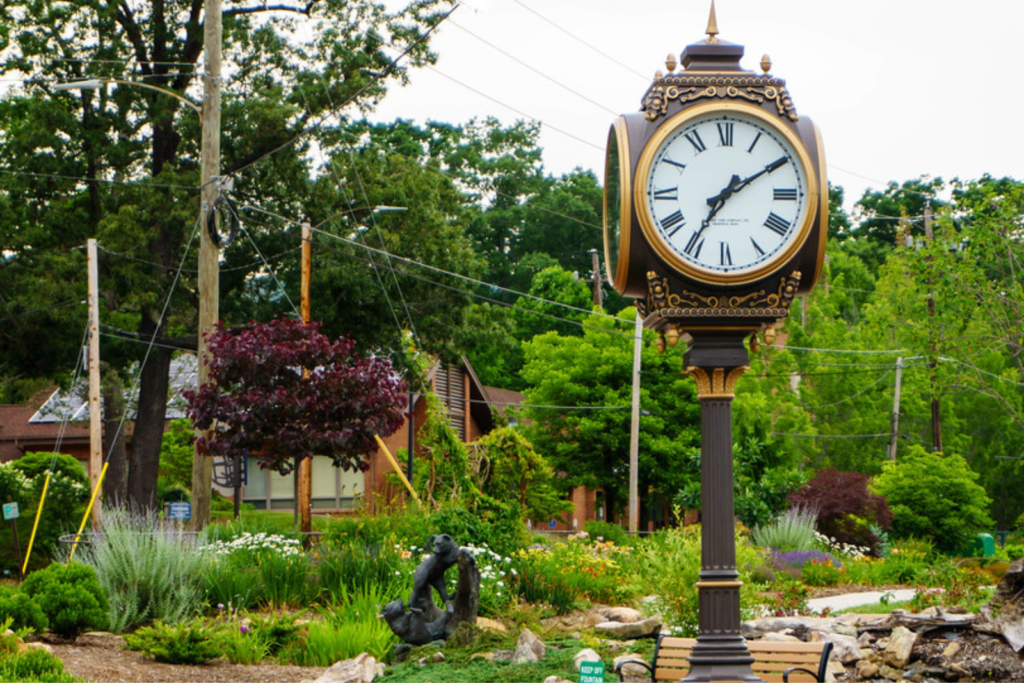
(184, 318), (407, 474)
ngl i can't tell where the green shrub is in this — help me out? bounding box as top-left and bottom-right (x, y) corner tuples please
(583, 521), (631, 547)
(124, 620), (223, 664)
(800, 557), (846, 587)
(0, 588), (48, 634)
(8, 453), (90, 572)
(21, 562), (108, 640)
(279, 587), (395, 666)
(873, 447), (993, 555)
(0, 647), (79, 682)
(199, 530), (312, 609)
(638, 525), (768, 635)
(73, 508), (206, 633)
(1004, 543), (1024, 561)
(751, 507), (818, 552)
(315, 538), (410, 603)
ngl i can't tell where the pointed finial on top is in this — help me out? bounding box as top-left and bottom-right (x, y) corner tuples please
(705, 1), (720, 43)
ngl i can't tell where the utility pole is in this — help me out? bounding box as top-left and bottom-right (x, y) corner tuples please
(87, 239), (103, 526)
(589, 249), (603, 309)
(924, 201), (942, 452)
(628, 311), (642, 532)
(192, 0), (222, 530)
(889, 357), (903, 460)
(297, 222), (313, 533)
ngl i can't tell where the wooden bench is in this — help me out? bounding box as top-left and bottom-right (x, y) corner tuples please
(615, 636), (834, 683)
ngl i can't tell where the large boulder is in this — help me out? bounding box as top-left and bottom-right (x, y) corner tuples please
(593, 616), (662, 640)
(977, 558), (1024, 652)
(511, 628), (546, 665)
(314, 654), (383, 683)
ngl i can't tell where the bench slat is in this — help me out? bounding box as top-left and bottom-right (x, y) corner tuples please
(640, 636), (828, 683)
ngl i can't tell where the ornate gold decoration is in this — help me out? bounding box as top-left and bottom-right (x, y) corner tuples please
(645, 270), (801, 319)
(760, 54), (772, 74)
(685, 365), (748, 398)
(642, 74), (797, 122)
(665, 53), (678, 73)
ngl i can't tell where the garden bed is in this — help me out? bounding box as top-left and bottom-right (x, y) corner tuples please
(48, 632), (326, 683)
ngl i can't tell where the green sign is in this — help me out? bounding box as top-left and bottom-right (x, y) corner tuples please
(2, 502), (19, 521)
(579, 660), (604, 683)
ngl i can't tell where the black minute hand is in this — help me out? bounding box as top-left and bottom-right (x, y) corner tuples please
(727, 156), (789, 196)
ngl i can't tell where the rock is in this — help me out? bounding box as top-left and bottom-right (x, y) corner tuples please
(600, 607), (643, 623)
(470, 652), (495, 662)
(817, 631), (862, 664)
(431, 651), (445, 663)
(476, 617), (508, 634)
(877, 663), (901, 680)
(742, 616), (837, 639)
(542, 677), (570, 683)
(760, 631), (801, 642)
(613, 654), (649, 677)
(857, 631), (876, 647)
(573, 649), (601, 672)
(25, 642), (52, 654)
(946, 662), (971, 679)
(593, 617), (661, 639)
(314, 653), (383, 683)
(977, 558), (1024, 652)
(511, 628), (546, 665)
(856, 660), (880, 678)
(942, 641), (961, 659)
(883, 626), (917, 668)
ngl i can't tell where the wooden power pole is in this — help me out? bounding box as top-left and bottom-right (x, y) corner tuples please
(192, 0), (223, 530)
(297, 222), (313, 533)
(87, 239), (103, 526)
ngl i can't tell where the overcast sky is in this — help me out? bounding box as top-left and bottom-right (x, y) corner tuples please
(374, 0), (1024, 213)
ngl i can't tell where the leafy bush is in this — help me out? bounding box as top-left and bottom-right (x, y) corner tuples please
(583, 521), (631, 547)
(873, 447), (994, 554)
(73, 508), (206, 632)
(200, 530), (311, 609)
(751, 507), (818, 552)
(279, 587), (395, 666)
(768, 549), (840, 580)
(315, 538), (410, 603)
(638, 525), (768, 636)
(512, 536), (636, 614)
(125, 620), (223, 664)
(788, 468), (892, 549)
(0, 647), (79, 682)
(9, 453), (90, 571)
(21, 562), (108, 640)
(0, 588), (47, 634)
(1004, 543), (1024, 561)
(800, 558), (846, 587)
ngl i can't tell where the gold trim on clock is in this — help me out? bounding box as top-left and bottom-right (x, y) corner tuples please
(811, 121), (829, 290)
(633, 101), (819, 287)
(604, 117), (633, 292)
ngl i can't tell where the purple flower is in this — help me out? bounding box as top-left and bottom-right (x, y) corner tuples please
(240, 625), (250, 633)
(769, 549), (841, 574)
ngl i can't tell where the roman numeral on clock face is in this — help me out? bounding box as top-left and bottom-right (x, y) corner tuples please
(720, 241), (732, 266)
(659, 210), (686, 236)
(750, 237), (766, 256)
(764, 212), (792, 236)
(653, 187), (679, 201)
(774, 188), (798, 201)
(717, 122), (734, 147)
(684, 130), (707, 154)
(684, 230), (705, 258)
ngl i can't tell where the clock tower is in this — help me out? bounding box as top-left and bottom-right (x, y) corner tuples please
(603, 6), (827, 681)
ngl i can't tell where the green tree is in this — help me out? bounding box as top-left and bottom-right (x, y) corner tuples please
(0, 0), (454, 512)
(873, 446), (993, 554)
(470, 426), (569, 523)
(520, 306), (700, 520)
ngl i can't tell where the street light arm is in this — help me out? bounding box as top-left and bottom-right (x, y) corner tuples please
(52, 78), (202, 116)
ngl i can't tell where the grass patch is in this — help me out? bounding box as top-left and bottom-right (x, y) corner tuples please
(835, 599), (912, 615)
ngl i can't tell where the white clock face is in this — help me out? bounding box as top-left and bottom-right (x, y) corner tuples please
(639, 106), (814, 281)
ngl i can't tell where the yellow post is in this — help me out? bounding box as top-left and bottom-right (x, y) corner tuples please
(21, 473), (51, 575)
(67, 462), (109, 563)
(373, 434), (421, 504)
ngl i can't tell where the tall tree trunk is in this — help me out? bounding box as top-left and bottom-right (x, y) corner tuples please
(102, 370), (128, 508)
(127, 312), (172, 511)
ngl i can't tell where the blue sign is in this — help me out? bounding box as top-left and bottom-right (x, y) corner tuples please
(549, 519), (557, 529)
(579, 661), (605, 683)
(2, 502), (18, 521)
(167, 502), (191, 520)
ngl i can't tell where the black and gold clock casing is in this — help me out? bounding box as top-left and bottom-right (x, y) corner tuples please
(603, 31), (827, 336)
